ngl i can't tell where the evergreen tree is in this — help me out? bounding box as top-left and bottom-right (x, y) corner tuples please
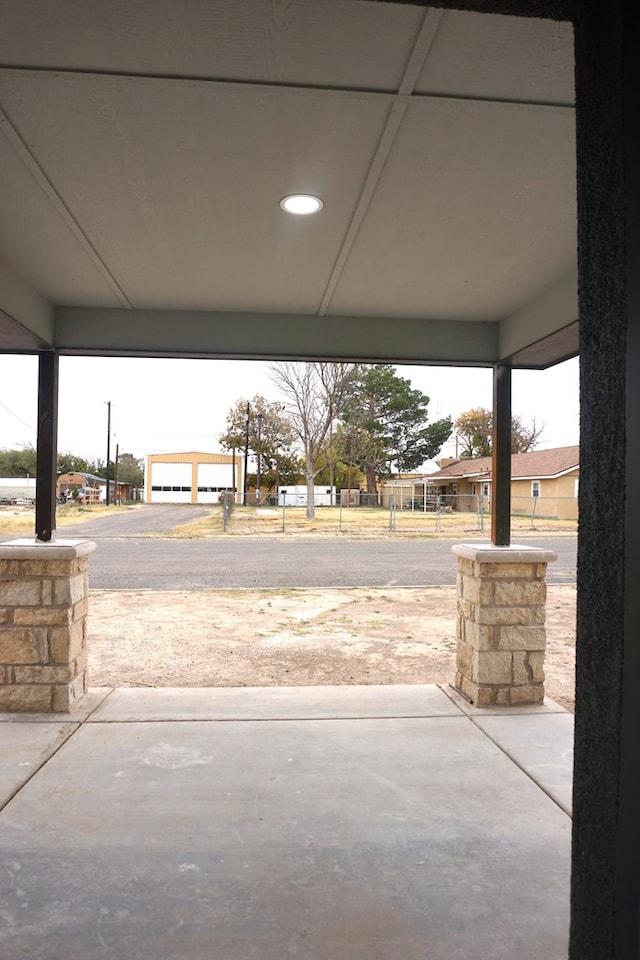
(340, 365), (452, 495)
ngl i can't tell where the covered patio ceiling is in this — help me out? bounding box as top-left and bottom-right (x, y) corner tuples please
(0, 0), (576, 369)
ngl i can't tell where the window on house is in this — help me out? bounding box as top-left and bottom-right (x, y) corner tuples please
(482, 483), (490, 498)
(472, 484), (477, 496)
(532, 481), (540, 498)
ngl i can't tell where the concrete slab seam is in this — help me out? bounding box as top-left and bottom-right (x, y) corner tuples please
(467, 715), (573, 818)
(0, 723), (80, 814)
(85, 713), (473, 725)
(0, 690), (114, 809)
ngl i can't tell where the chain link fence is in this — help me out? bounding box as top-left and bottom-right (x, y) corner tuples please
(227, 493), (578, 535)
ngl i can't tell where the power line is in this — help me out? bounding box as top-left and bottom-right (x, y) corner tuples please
(136, 433), (221, 440)
(0, 399), (35, 434)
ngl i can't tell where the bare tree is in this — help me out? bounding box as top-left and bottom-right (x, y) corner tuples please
(269, 362), (358, 518)
(454, 407), (544, 458)
(511, 414), (544, 454)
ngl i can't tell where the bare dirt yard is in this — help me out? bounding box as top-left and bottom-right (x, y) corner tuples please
(87, 583), (577, 712)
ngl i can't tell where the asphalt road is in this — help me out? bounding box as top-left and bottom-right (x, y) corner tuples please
(63, 508), (576, 589)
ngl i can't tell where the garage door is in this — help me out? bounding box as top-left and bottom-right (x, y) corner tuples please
(197, 463), (236, 504)
(149, 463), (192, 503)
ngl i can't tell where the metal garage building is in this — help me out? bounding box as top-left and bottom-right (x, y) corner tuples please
(145, 451), (240, 505)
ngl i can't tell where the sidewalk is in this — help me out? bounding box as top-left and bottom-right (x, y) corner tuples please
(0, 684), (573, 960)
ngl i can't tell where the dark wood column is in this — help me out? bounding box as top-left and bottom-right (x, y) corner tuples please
(571, 1), (640, 956)
(491, 362), (511, 547)
(35, 351), (59, 542)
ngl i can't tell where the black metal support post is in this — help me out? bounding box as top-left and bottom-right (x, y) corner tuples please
(35, 351), (59, 542)
(491, 362), (511, 547)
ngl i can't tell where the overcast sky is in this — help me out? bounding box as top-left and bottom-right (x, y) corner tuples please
(0, 354), (579, 467)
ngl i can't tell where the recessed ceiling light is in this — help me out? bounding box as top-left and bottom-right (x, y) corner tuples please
(280, 194), (324, 215)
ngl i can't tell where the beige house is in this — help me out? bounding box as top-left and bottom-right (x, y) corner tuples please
(423, 445), (579, 519)
(380, 446), (579, 519)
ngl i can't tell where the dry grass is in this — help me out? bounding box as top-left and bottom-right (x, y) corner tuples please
(165, 504), (577, 539)
(1, 501), (577, 540)
(0, 502), (134, 536)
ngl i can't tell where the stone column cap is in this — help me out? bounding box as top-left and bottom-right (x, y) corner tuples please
(452, 542), (557, 563)
(0, 538), (97, 560)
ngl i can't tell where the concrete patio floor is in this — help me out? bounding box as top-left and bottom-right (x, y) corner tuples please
(0, 684), (573, 960)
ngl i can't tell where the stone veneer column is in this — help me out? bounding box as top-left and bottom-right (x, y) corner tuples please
(451, 543), (557, 707)
(0, 539), (96, 712)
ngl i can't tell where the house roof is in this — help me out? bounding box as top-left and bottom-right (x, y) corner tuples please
(58, 472), (107, 484)
(428, 445), (579, 481)
(0, 2), (576, 369)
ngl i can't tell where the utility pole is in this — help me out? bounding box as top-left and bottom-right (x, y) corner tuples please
(256, 412), (263, 505)
(243, 402), (250, 506)
(114, 443), (119, 506)
(105, 400), (111, 506)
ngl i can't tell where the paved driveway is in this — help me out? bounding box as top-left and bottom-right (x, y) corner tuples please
(60, 503), (211, 538)
(56, 507), (577, 589)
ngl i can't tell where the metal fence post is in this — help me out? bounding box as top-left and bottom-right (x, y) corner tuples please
(221, 491), (233, 532)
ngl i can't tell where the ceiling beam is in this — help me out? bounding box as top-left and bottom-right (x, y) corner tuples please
(498, 267), (577, 360)
(0, 255), (53, 348)
(54, 307), (499, 365)
(504, 320), (578, 368)
(0, 310), (51, 352)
